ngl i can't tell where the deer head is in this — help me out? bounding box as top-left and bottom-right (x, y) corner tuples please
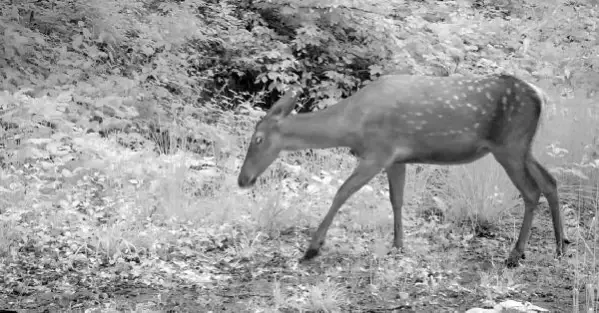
(238, 88), (300, 188)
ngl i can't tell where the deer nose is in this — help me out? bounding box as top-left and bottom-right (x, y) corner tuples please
(238, 175), (256, 188)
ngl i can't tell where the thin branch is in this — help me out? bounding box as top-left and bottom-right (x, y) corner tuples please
(254, 0), (392, 17)
(217, 293), (272, 298)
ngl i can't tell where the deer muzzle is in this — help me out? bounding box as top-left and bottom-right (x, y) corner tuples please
(237, 174), (257, 188)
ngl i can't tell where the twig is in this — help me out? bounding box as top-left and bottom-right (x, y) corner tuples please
(217, 293), (272, 298)
(354, 305), (412, 312)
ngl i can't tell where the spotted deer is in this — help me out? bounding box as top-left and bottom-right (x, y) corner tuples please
(237, 74), (570, 267)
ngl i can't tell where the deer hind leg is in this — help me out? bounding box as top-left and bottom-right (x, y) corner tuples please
(302, 156), (385, 261)
(386, 162), (407, 251)
(492, 149), (542, 268)
(527, 157), (571, 256)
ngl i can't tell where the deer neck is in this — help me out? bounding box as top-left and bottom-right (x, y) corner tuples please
(279, 106), (354, 151)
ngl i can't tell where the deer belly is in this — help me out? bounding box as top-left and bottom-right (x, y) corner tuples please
(404, 137), (491, 164)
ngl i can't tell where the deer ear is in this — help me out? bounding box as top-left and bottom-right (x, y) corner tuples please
(266, 87), (300, 119)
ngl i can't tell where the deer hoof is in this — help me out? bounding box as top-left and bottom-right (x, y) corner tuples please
(556, 238), (572, 258)
(387, 246), (404, 256)
(506, 250), (525, 268)
(301, 248), (320, 262)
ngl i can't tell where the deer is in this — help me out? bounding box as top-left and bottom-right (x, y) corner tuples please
(237, 74), (571, 268)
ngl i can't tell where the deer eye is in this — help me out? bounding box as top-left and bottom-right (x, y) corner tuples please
(254, 136), (263, 145)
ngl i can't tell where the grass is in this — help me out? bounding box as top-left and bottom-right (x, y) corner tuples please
(1, 87), (598, 311)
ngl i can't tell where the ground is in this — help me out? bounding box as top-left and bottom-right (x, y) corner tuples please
(0, 169), (590, 312)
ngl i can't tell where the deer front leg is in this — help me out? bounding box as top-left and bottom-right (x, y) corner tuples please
(302, 157), (385, 261)
(386, 162), (406, 250)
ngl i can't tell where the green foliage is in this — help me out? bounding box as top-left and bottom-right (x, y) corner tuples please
(3, 0), (597, 114)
